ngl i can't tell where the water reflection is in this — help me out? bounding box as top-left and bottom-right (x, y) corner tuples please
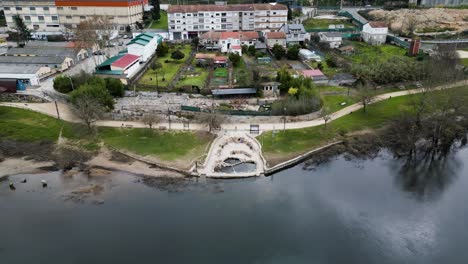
(393, 152), (461, 201)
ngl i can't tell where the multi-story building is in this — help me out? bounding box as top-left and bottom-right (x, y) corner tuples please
(167, 3), (288, 40)
(279, 23), (310, 46)
(3, 0), (62, 32)
(361, 22), (388, 45)
(199, 31), (258, 55)
(54, 0), (147, 31)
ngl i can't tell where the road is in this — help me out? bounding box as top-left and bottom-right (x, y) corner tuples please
(2, 80), (466, 133)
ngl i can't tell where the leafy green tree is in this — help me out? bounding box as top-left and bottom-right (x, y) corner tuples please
(53, 75), (74, 93)
(228, 53), (241, 67)
(105, 78), (125, 97)
(156, 42), (169, 56)
(241, 45), (249, 54)
(248, 45), (256, 57)
(287, 4), (293, 21)
(70, 83), (114, 110)
(171, 49), (185, 61)
(12, 15), (31, 46)
(271, 44), (286, 60)
(286, 45), (300, 60)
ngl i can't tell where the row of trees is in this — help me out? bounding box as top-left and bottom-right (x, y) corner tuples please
(54, 71), (124, 98)
(271, 44), (301, 60)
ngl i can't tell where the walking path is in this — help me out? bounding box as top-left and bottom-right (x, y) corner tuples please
(1, 81), (466, 133)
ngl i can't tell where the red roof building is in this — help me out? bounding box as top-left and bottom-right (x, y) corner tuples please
(112, 54), (140, 69)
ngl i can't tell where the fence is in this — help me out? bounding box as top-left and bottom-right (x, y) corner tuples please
(181, 105), (272, 116)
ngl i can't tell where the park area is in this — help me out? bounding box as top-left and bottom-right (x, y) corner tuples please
(138, 44), (192, 88)
(344, 41), (409, 64)
(147, 11), (168, 30)
(303, 18), (354, 31)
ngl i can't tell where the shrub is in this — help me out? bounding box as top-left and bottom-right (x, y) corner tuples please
(228, 52), (241, 67)
(53, 75), (73, 93)
(70, 84), (114, 110)
(105, 78), (125, 97)
(171, 49), (185, 61)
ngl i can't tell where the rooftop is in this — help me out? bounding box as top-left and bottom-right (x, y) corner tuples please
(280, 23), (306, 33)
(0, 56), (67, 65)
(112, 54), (140, 68)
(7, 47), (77, 58)
(320, 32), (342, 38)
(0, 64), (42, 74)
(368, 21), (388, 28)
(301, 69), (325, 78)
(168, 3), (287, 13)
(212, 88), (257, 96)
(266, 32), (286, 39)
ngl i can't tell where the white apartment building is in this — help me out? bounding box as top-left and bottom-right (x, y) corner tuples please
(279, 23), (310, 46)
(167, 3), (288, 40)
(3, 0), (62, 32)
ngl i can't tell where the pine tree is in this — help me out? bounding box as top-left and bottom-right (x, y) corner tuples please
(151, 0), (161, 21)
(13, 15), (31, 46)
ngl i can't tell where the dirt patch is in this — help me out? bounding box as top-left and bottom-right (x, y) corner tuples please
(140, 176), (192, 192)
(368, 8), (468, 35)
(86, 168), (112, 177)
(0, 140), (55, 162)
(109, 151), (135, 163)
(62, 184), (105, 204)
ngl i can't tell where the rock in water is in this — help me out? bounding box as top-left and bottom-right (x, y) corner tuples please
(41, 180), (48, 188)
(9, 182), (16, 190)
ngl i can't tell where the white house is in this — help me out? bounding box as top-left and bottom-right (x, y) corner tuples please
(127, 32), (162, 62)
(318, 32), (343, 49)
(265, 31), (287, 48)
(200, 31), (258, 55)
(279, 24), (310, 46)
(362, 22), (388, 45)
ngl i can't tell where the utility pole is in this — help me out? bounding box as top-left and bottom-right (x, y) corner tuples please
(54, 101), (61, 120)
(167, 108), (171, 130)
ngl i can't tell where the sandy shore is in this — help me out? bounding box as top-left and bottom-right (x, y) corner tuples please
(0, 158), (56, 178)
(86, 151), (185, 178)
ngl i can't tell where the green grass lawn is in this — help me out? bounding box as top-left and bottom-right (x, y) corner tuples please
(0, 106), (213, 163)
(0, 106), (65, 142)
(99, 128), (212, 161)
(138, 45), (192, 87)
(233, 59), (253, 87)
(303, 18), (354, 30)
(148, 11), (168, 30)
(259, 86), (468, 164)
(461, 58), (468, 66)
(322, 94), (357, 113)
(176, 69), (209, 88)
(346, 41), (408, 64)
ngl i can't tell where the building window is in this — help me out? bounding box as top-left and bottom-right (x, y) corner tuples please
(57, 7), (63, 10)
(66, 16), (72, 19)
(24, 16), (31, 21)
(4, 7), (10, 11)
(52, 16), (58, 21)
(30, 7), (36, 11)
(221, 13), (226, 16)
(43, 7), (50, 11)
(221, 18), (226, 23)
(16, 7), (22, 11)
(38, 16), (44, 21)
(71, 7), (77, 10)
(80, 16), (86, 19)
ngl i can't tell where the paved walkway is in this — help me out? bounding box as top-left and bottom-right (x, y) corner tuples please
(1, 81), (466, 133)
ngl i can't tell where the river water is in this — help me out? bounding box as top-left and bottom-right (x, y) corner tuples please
(1, 148), (468, 264)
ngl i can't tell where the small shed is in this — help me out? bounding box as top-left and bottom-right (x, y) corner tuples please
(301, 69), (329, 84)
(214, 56), (228, 67)
(260, 82), (280, 97)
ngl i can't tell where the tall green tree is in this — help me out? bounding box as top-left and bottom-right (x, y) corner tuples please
(271, 44), (286, 60)
(151, 0), (161, 20)
(12, 15), (31, 46)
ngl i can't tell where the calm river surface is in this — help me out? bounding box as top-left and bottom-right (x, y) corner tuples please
(1, 148), (468, 264)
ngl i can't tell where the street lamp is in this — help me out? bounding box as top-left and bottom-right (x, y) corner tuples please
(283, 107), (287, 131)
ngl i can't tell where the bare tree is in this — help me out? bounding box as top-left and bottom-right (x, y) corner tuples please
(195, 112), (225, 132)
(74, 16), (115, 65)
(72, 95), (105, 133)
(320, 106), (332, 129)
(142, 113), (160, 129)
(355, 82), (376, 113)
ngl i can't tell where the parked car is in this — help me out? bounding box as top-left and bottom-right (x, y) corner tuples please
(123, 35), (129, 39)
(118, 42), (124, 46)
(93, 50), (105, 55)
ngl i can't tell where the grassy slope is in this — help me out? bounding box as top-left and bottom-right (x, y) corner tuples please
(176, 70), (209, 88)
(0, 106), (212, 162)
(99, 127), (212, 161)
(259, 86), (468, 164)
(138, 45), (192, 87)
(149, 11), (168, 30)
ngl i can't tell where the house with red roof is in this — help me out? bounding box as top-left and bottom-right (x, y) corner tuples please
(200, 31), (259, 56)
(300, 69), (329, 84)
(265, 32), (287, 48)
(95, 54), (141, 83)
(362, 21), (388, 45)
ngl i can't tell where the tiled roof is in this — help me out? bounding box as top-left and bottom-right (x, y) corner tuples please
(368, 21), (388, 28)
(214, 56), (228, 61)
(97, 54), (125, 68)
(240, 31), (258, 41)
(112, 54), (140, 68)
(231, 45), (241, 49)
(199, 31), (222, 40)
(168, 3), (287, 13)
(220, 32), (240, 39)
(301, 69), (325, 77)
(266, 32), (286, 39)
